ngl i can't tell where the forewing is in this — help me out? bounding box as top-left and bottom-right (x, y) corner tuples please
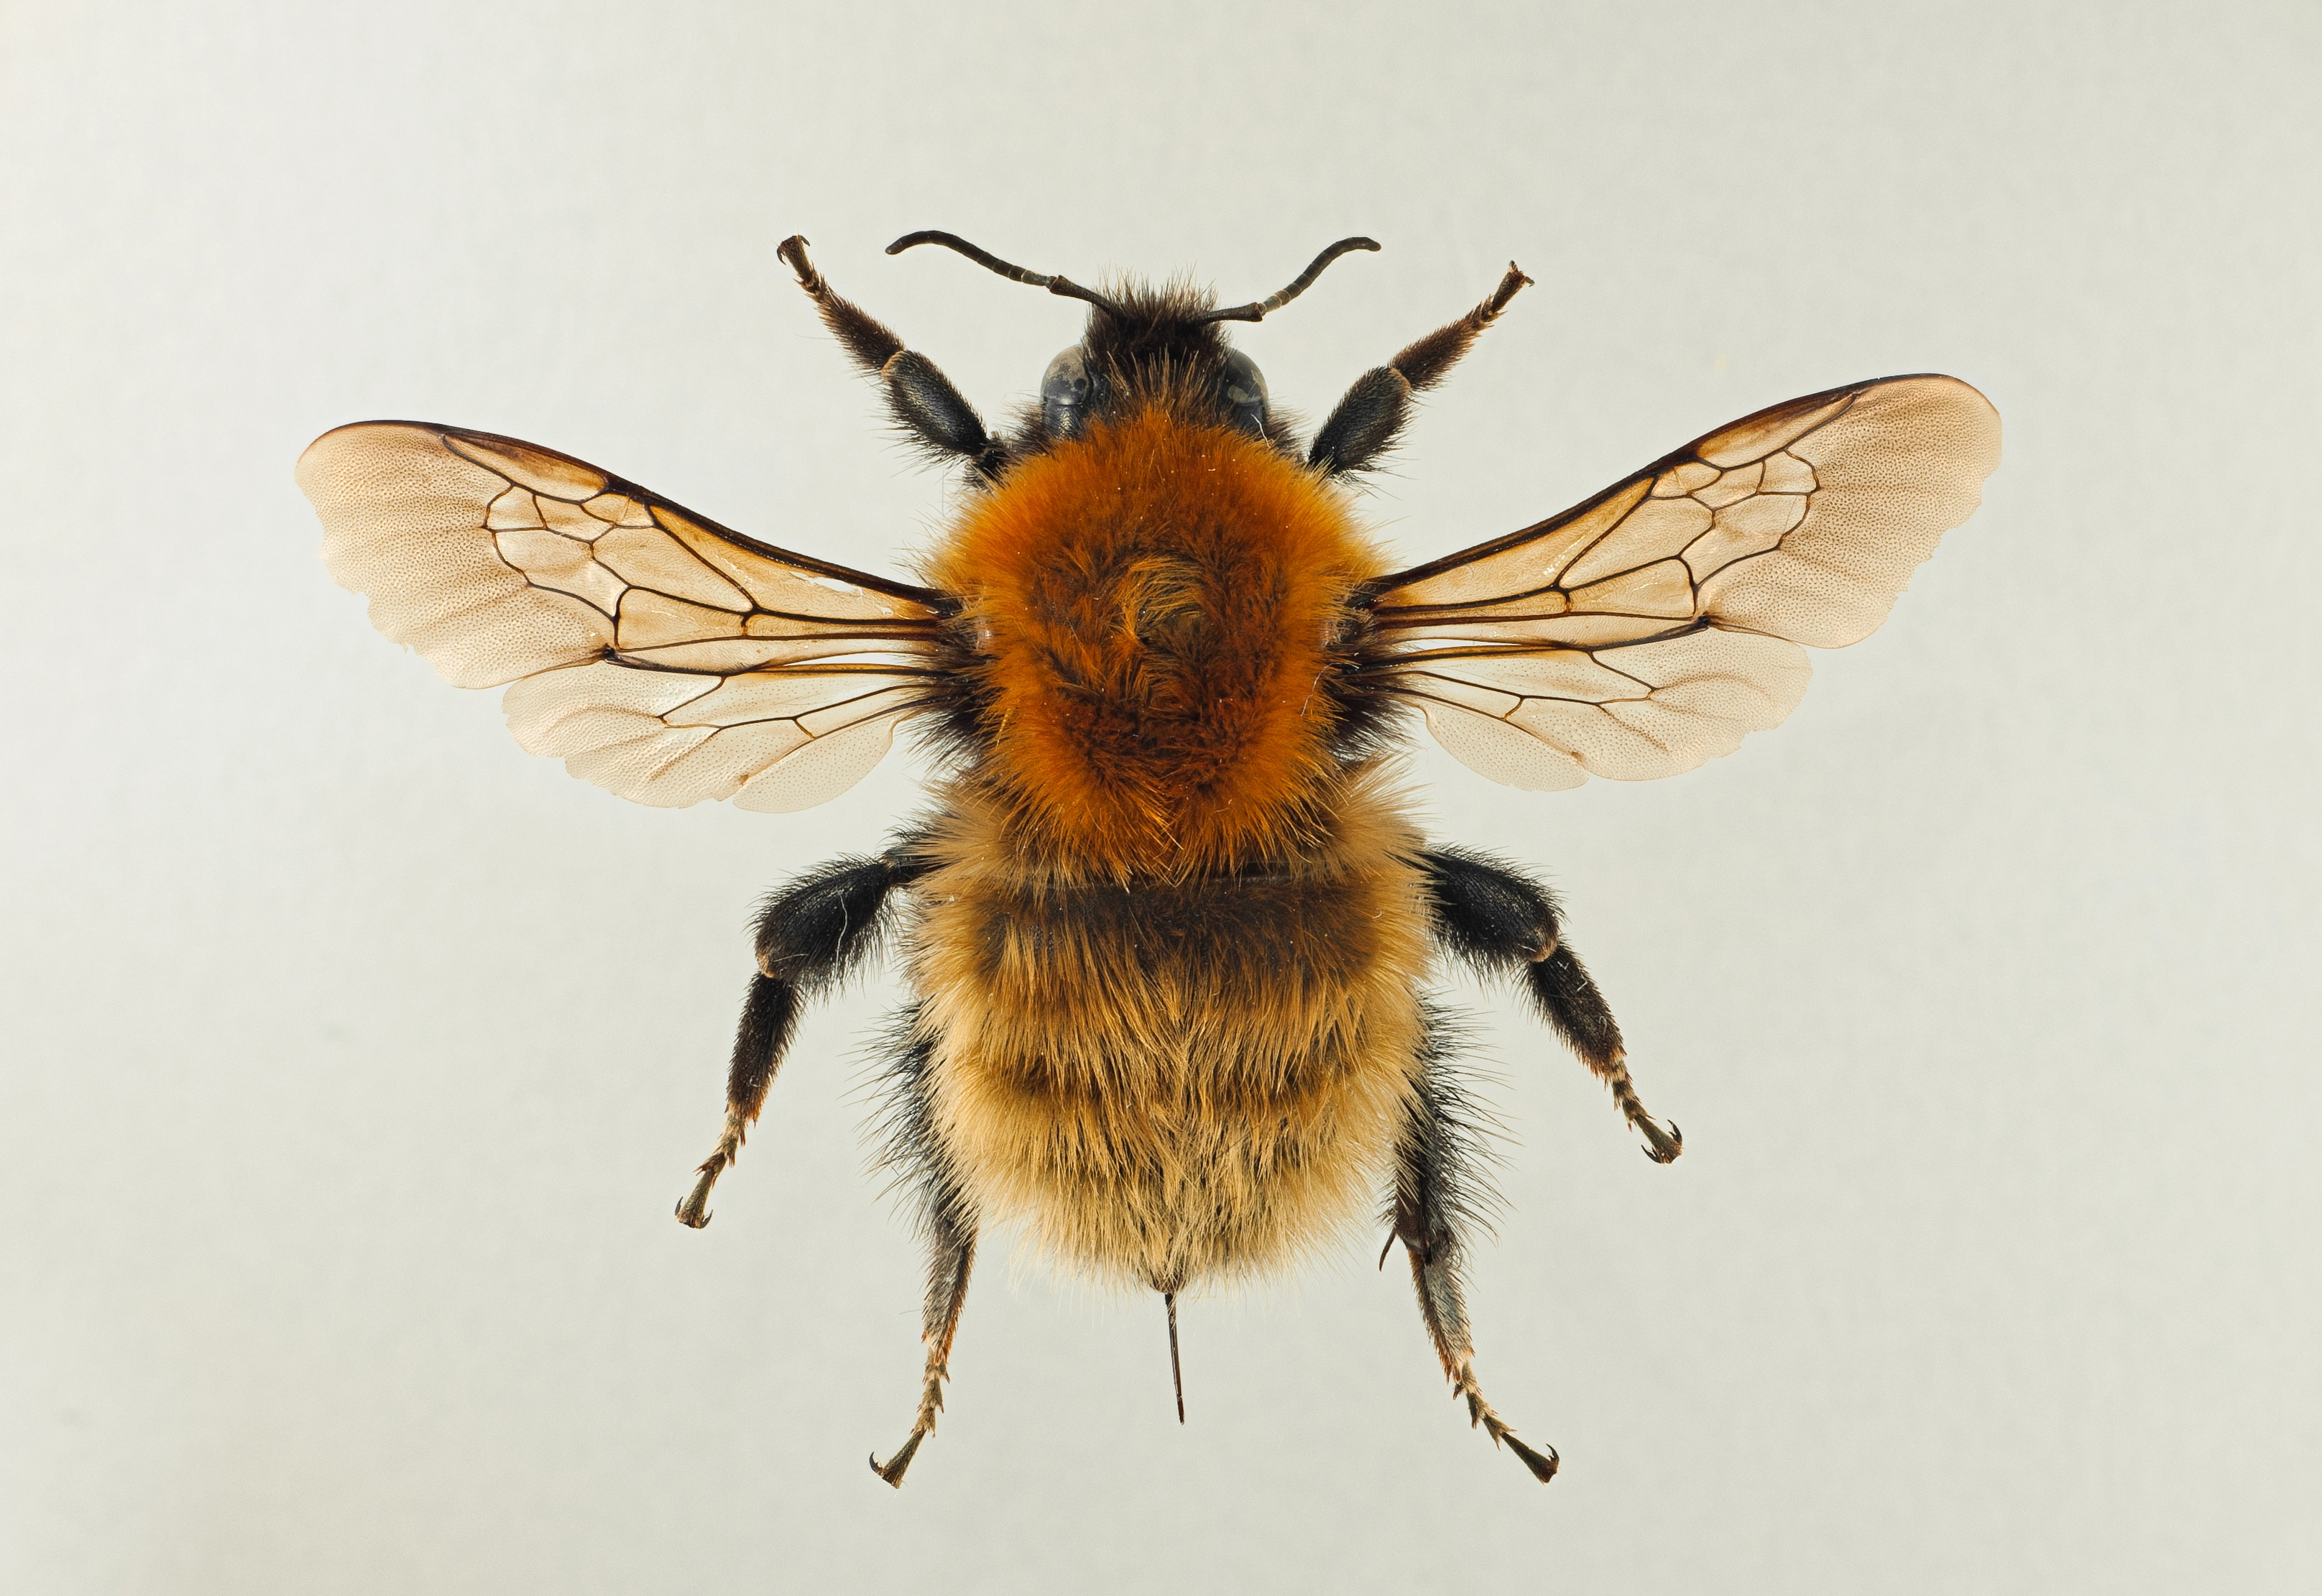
(1363, 375), (1999, 788)
(299, 422), (952, 812)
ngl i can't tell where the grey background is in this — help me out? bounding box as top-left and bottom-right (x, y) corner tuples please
(4, 1), (2316, 1591)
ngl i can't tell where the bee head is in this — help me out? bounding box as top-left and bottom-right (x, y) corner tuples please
(889, 231), (1375, 451)
(1037, 319), (1268, 443)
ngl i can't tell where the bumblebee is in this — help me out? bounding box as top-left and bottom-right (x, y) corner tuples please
(298, 231), (2000, 1487)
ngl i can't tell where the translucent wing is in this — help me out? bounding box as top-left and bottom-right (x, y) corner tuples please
(1360, 374), (2001, 790)
(298, 422), (954, 813)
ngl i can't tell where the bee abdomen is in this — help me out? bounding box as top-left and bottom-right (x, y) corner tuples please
(905, 780), (1434, 1288)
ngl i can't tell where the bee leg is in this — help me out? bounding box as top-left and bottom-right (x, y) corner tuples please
(870, 1178), (977, 1489)
(674, 973), (796, 1228)
(865, 1024), (978, 1488)
(1391, 1028), (1559, 1485)
(676, 849), (924, 1228)
(1420, 847), (1682, 1164)
(1308, 262), (1532, 477)
(1530, 942), (1682, 1165)
(776, 235), (1009, 480)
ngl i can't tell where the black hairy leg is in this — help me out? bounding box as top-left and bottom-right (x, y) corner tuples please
(870, 1186), (976, 1489)
(675, 847), (926, 1227)
(1388, 1020), (1558, 1485)
(777, 235), (1008, 479)
(1307, 262), (1532, 478)
(868, 1025), (978, 1488)
(1421, 847), (1682, 1164)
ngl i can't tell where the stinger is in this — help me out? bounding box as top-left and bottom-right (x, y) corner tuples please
(1166, 1291), (1185, 1425)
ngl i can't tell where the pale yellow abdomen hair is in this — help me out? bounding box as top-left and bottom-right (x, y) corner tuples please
(906, 767), (1431, 1291)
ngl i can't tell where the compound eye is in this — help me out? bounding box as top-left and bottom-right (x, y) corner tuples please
(1042, 346), (1094, 439)
(1220, 349), (1268, 435)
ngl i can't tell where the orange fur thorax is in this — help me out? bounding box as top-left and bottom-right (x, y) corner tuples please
(925, 406), (1386, 880)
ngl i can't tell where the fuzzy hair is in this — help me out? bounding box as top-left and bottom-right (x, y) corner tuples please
(922, 404), (1388, 882)
(901, 763), (1436, 1291)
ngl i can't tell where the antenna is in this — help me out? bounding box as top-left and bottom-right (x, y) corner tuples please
(889, 231), (1382, 326)
(888, 231), (1128, 318)
(1196, 237), (1381, 323)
